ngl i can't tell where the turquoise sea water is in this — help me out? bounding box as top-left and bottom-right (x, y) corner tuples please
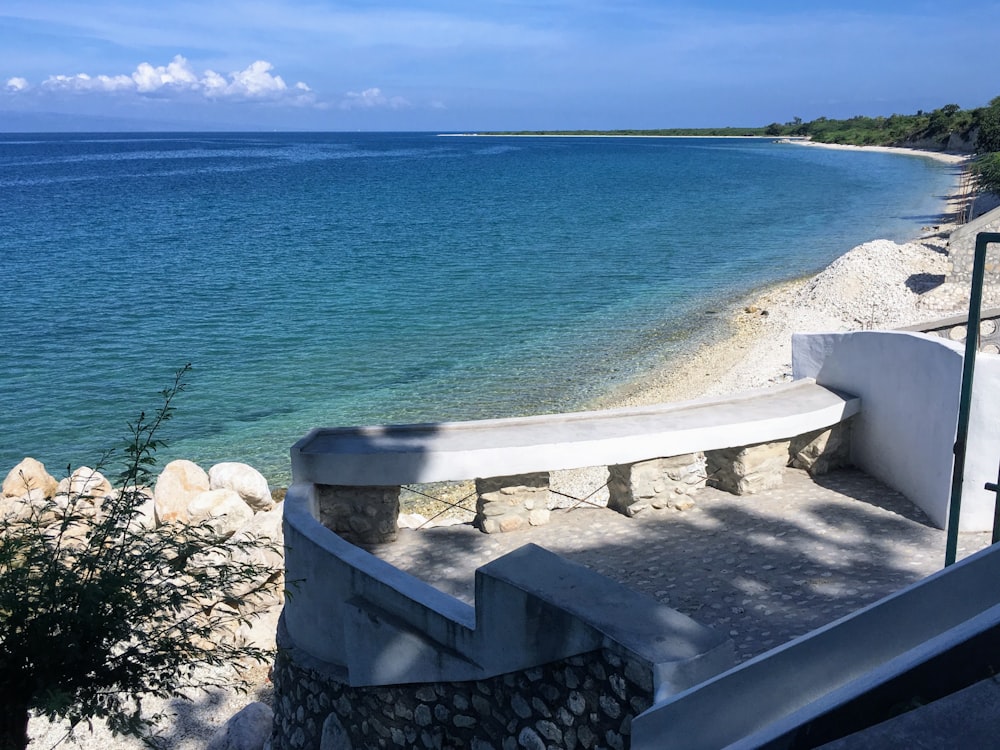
(0, 133), (956, 484)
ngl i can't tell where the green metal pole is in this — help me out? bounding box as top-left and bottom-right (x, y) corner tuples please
(945, 232), (1000, 566)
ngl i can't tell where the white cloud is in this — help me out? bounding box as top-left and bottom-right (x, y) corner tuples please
(202, 69), (229, 96)
(340, 87), (410, 111)
(132, 56), (199, 93)
(13, 55), (314, 104)
(42, 72), (135, 92)
(224, 60), (287, 98)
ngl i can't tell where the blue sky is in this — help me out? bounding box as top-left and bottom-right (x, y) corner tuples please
(2, 1), (998, 131)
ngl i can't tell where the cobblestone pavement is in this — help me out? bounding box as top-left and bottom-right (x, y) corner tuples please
(370, 468), (993, 664)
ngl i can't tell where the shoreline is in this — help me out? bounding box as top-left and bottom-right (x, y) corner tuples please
(591, 148), (974, 410)
(780, 138), (970, 165)
(441, 133), (780, 139)
(445, 133), (972, 166)
(458, 135), (974, 412)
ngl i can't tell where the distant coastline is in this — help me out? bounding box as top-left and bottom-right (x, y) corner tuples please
(443, 131), (969, 166)
(440, 132), (785, 139)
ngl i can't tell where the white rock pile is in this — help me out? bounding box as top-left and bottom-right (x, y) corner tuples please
(792, 239), (945, 328)
(2, 456), (284, 750)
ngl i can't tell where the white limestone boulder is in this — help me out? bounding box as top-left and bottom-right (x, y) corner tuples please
(235, 602), (283, 651)
(209, 462), (274, 512)
(154, 459), (210, 524)
(53, 467), (113, 519)
(0, 488), (46, 522)
(188, 488), (254, 541)
(214, 507), (286, 609)
(207, 702), (274, 750)
(231, 506), (284, 570)
(124, 485), (157, 530)
(57, 466), (113, 499)
(2, 457), (58, 499)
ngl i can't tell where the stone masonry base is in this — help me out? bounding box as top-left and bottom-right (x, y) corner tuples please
(316, 484), (400, 546)
(475, 472), (552, 534)
(607, 453), (707, 517)
(271, 641), (655, 750)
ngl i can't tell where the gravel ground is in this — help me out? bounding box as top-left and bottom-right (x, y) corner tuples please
(27, 662), (274, 750)
(375, 469), (992, 664)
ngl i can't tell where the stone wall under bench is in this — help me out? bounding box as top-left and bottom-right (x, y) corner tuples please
(470, 423), (854, 529)
(271, 632), (654, 750)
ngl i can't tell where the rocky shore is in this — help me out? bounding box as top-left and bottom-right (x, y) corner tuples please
(2, 458), (283, 750)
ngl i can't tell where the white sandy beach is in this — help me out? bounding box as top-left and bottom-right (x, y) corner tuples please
(783, 139), (969, 164)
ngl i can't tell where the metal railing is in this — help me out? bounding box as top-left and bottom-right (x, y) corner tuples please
(947, 232), (1000, 565)
(400, 477), (613, 530)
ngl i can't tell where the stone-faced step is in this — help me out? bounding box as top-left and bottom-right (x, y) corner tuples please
(607, 453), (707, 517)
(475, 472), (551, 533)
(707, 441), (790, 495)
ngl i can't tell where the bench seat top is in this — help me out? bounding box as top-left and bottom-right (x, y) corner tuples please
(290, 378), (860, 486)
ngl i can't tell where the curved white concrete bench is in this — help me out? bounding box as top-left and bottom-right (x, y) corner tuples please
(290, 377), (860, 486)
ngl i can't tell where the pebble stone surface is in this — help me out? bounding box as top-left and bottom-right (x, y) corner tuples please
(373, 467), (992, 664)
(271, 646), (654, 750)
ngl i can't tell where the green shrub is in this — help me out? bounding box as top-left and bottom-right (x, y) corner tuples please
(971, 152), (1000, 195)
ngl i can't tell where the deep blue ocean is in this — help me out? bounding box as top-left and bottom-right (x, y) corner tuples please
(0, 133), (956, 484)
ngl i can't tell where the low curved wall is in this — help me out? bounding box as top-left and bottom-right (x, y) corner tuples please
(289, 379), (858, 486)
(282, 483), (476, 677)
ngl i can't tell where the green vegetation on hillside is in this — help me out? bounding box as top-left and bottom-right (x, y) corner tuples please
(765, 97), (1000, 195)
(496, 127), (773, 137)
(761, 103), (978, 146)
(971, 97), (1000, 195)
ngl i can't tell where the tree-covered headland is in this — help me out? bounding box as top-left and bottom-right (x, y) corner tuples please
(765, 97), (1000, 196)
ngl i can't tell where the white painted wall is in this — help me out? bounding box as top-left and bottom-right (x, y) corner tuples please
(793, 330), (1000, 531)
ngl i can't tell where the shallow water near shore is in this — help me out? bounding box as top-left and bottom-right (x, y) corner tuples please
(0, 133), (956, 484)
